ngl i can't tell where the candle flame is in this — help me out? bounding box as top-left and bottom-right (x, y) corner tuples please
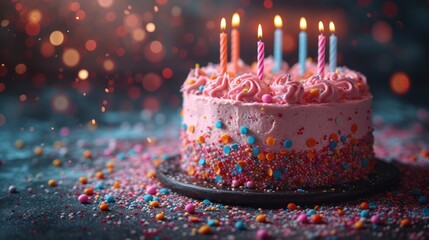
(300, 17), (307, 31)
(274, 15), (282, 28)
(318, 21), (324, 33)
(232, 13), (240, 28)
(258, 24), (263, 39)
(220, 18), (226, 31)
(329, 21), (335, 33)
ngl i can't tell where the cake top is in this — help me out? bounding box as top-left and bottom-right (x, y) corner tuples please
(181, 57), (370, 104)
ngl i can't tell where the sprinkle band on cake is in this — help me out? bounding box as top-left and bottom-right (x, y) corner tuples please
(180, 59), (375, 190)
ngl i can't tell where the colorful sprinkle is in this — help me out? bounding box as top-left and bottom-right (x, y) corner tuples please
(185, 203), (196, 213)
(265, 137), (275, 146)
(99, 203), (109, 211)
(215, 120), (223, 129)
(283, 139), (293, 148)
(78, 194), (89, 204)
(198, 225), (211, 235)
(247, 136), (256, 144)
(256, 214), (267, 223)
(240, 126), (249, 134)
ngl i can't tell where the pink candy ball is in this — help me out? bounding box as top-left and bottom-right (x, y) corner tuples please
(146, 186), (157, 195)
(231, 180), (239, 188)
(256, 229), (270, 240)
(297, 213), (308, 223)
(262, 94), (273, 103)
(370, 215), (382, 225)
(185, 203), (196, 213)
(245, 181), (254, 189)
(78, 194), (89, 204)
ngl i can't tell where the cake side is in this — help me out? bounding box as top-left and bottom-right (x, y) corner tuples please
(180, 94), (375, 189)
(180, 60), (374, 189)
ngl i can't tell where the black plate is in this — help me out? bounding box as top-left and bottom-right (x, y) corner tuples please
(157, 156), (400, 208)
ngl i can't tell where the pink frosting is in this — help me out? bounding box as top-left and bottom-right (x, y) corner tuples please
(228, 73), (270, 102)
(202, 73), (230, 98)
(271, 74), (305, 104)
(304, 79), (340, 103)
(181, 72), (208, 94)
(181, 60), (370, 104)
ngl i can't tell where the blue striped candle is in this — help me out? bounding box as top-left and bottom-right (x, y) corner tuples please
(298, 17), (307, 75)
(329, 21), (337, 72)
(273, 15), (283, 73)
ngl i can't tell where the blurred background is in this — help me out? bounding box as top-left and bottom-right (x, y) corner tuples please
(0, 0), (428, 129)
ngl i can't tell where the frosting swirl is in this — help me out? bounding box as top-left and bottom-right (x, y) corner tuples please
(202, 73), (230, 98)
(181, 60), (370, 104)
(304, 78), (340, 103)
(181, 74), (208, 94)
(228, 73), (270, 102)
(271, 74), (304, 104)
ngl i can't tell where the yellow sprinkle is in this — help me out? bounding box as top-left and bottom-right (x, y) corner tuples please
(52, 159), (62, 167)
(188, 125), (195, 133)
(256, 214), (267, 223)
(198, 225), (211, 235)
(48, 179), (57, 187)
(242, 88), (248, 93)
(267, 168), (273, 176)
(156, 212), (165, 221)
(34, 147), (44, 156)
(15, 140), (24, 149)
(310, 88), (319, 96)
(188, 79), (196, 85)
(150, 201), (159, 208)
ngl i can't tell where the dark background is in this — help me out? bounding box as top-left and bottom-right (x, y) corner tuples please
(0, 0), (428, 126)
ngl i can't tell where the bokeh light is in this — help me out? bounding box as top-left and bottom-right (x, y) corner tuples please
(52, 94), (70, 112)
(78, 69), (89, 80)
(132, 28), (146, 42)
(142, 73), (163, 92)
(85, 39), (97, 51)
(40, 41), (55, 57)
(49, 31), (65, 46)
(15, 63), (27, 74)
(1, 19), (10, 27)
(146, 22), (156, 32)
(98, 0), (114, 8)
(103, 59), (115, 71)
(372, 21), (392, 44)
(0, 64), (8, 77)
(390, 72), (410, 95)
(28, 9), (42, 23)
(62, 48), (80, 67)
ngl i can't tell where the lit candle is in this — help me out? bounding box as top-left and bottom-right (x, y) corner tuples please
(273, 15), (283, 73)
(317, 21), (326, 77)
(231, 13), (240, 74)
(257, 24), (264, 81)
(220, 18), (227, 75)
(329, 21), (337, 73)
(298, 17), (307, 75)
(195, 63), (200, 78)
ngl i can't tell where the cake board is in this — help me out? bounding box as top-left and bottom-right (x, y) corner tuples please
(157, 156), (400, 208)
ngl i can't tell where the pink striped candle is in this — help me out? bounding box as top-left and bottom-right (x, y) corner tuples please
(220, 18), (227, 75)
(257, 24), (264, 81)
(317, 21), (326, 77)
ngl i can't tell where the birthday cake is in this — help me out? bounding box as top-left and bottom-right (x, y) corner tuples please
(180, 59), (374, 190)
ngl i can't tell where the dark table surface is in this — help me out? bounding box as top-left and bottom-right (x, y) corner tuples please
(0, 95), (428, 240)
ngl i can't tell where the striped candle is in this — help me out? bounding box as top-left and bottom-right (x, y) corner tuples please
(220, 18), (227, 75)
(317, 21), (326, 77)
(329, 21), (337, 72)
(298, 17), (307, 75)
(257, 24), (264, 81)
(231, 13), (240, 74)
